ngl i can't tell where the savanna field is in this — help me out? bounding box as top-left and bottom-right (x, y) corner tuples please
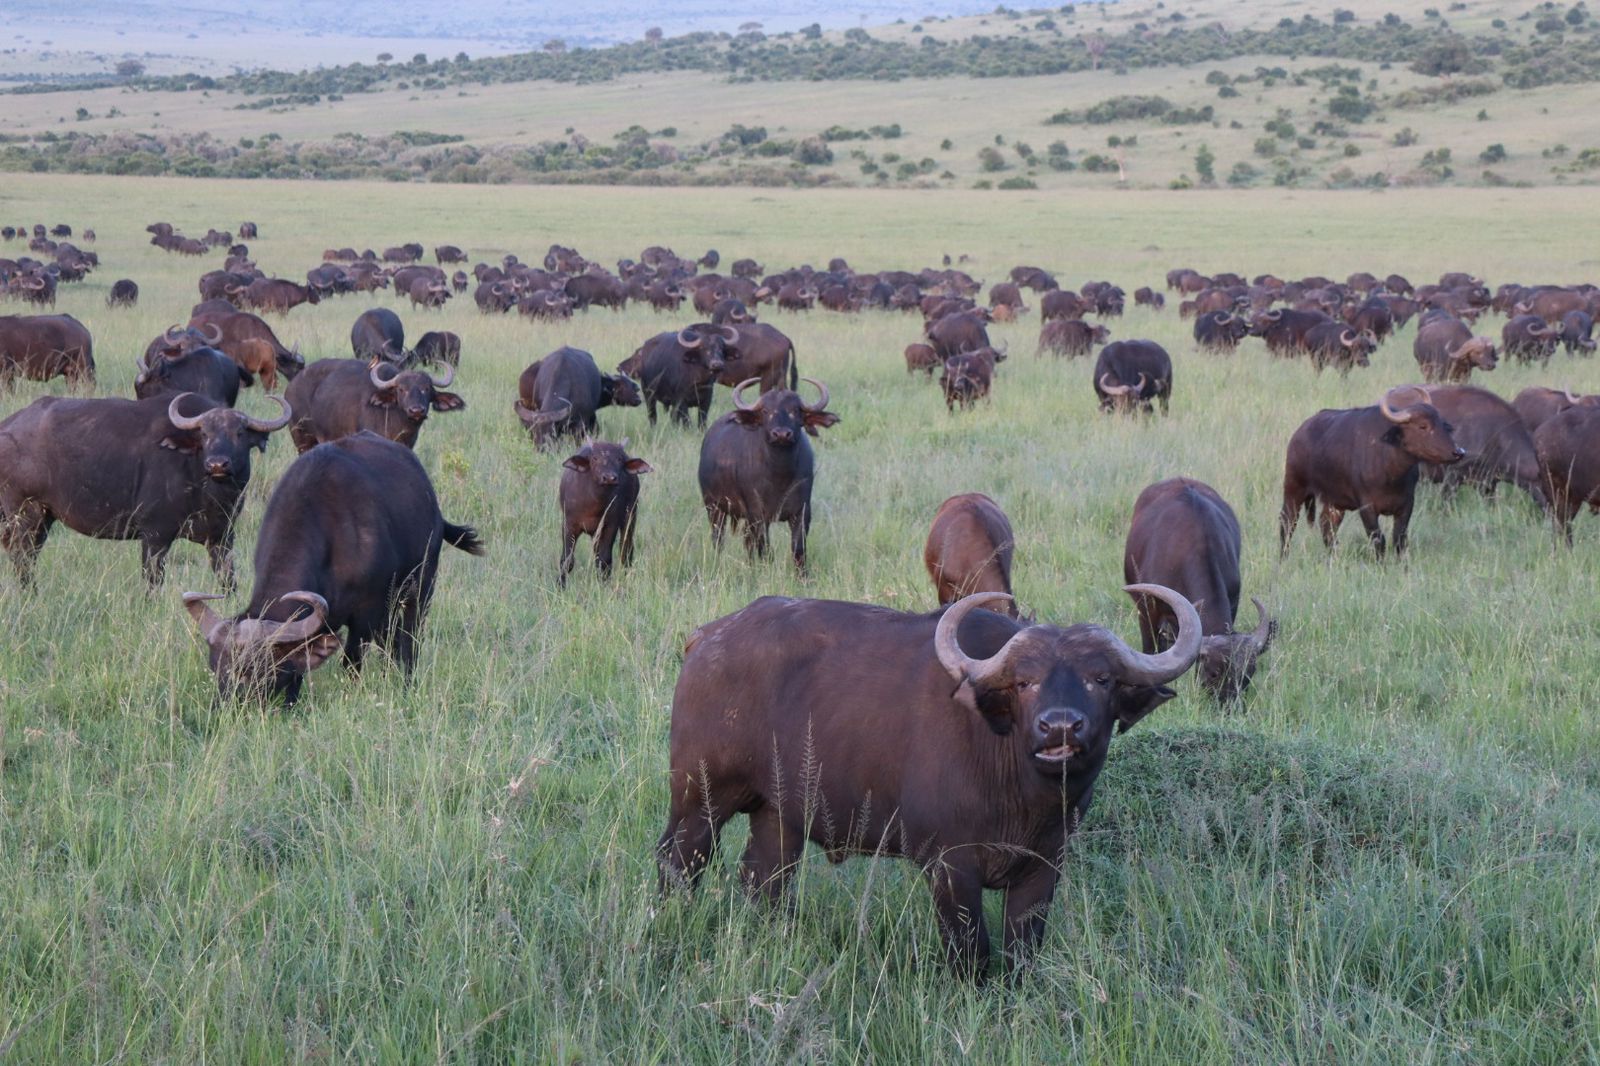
(2, 173), (1599, 1062)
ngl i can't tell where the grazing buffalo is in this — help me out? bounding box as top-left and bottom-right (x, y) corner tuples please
(284, 359), (463, 452)
(565, 273), (626, 311)
(1501, 314), (1562, 365)
(942, 349), (998, 412)
(1514, 386), (1599, 435)
(1133, 286), (1165, 309)
(1535, 406), (1600, 544)
(406, 275), (450, 309)
(657, 583), (1202, 976)
(1417, 385), (1547, 509)
(924, 493), (1017, 614)
(474, 280), (517, 314)
(1304, 323), (1376, 376)
(1414, 315), (1498, 382)
(557, 439), (652, 585)
(187, 309), (304, 390)
(0, 392), (289, 587)
(135, 327), (251, 406)
(434, 245), (467, 264)
(719, 322), (797, 392)
(1192, 311), (1248, 352)
(1347, 298), (1395, 342)
(350, 308), (407, 363)
(1038, 319), (1108, 358)
(1123, 478), (1275, 701)
(515, 346), (641, 447)
(107, 279), (139, 308)
(904, 342), (939, 375)
(926, 310), (992, 360)
(1560, 311), (1596, 356)
(1040, 290), (1090, 321)
(183, 431), (484, 703)
(238, 221), (258, 239)
(1094, 340), (1171, 415)
(243, 278), (320, 313)
(1280, 386), (1465, 559)
(412, 330), (461, 368)
(0, 314), (95, 390)
(1250, 308), (1330, 356)
(698, 378), (838, 570)
(619, 326), (730, 428)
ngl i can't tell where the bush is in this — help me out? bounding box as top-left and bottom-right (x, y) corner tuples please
(1479, 143), (1506, 162)
(1218, 84), (1239, 98)
(1254, 136), (1280, 157)
(997, 176), (1038, 189)
(1194, 143), (1215, 183)
(793, 137), (833, 165)
(1328, 85), (1375, 122)
(1048, 94), (1172, 124)
(1392, 127), (1419, 146)
(978, 145), (1007, 171)
(1228, 161), (1260, 185)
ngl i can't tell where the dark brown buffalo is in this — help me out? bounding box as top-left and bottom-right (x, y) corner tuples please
(557, 439), (651, 585)
(350, 308), (407, 363)
(1304, 323), (1376, 376)
(107, 279), (139, 308)
(1346, 297), (1395, 342)
(1561, 311), (1596, 355)
(1501, 314), (1561, 365)
(243, 278), (320, 313)
(697, 378), (838, 570)
(1535, 406), (1600, 544)
(434, 245), (467, 264)
(1417, 385), (1547, 509)
(407, 275), (451, 310)
(135, 326), (251, 406)
(1514, 386), (1600, 435)
(474, 280), (517, 313)
(926, 310), (992, 360)
(657, 583), (1202, 976)
(1414, 314), (1497, 382)
(1040, 290), (1090, 321)
(514, 346), (640, 448)
(942, 349), (999, 411)
(1133, 286), (1165, 309)
(187, 309), (303, 390)
(1094, 340), (1171, 415)
(1124, 478), (1274, 701)
(412, 330), (461, 368)
(905, 342), (939, 375)
(1038, 318), (1108, 357)
(183, 431), (483, 703)
(718, 322), (796, 392)
(0, 392), (289, 587)
(0, 314), (94, 389)
(924, 493), (1017, 614)
(284, 360), (463, 452)
(1280, 386), (1465, 559)
(1249, 308), (1331, 356)
(1516, 288), (1596, 325)
(565, 273), (627, 311)
(1192, 311), (1247, 352)
(618, 326), (730, 428)
(988, 282), (1027, 313)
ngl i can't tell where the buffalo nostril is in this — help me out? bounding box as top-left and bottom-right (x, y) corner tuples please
(1069, 717), (1085, 736)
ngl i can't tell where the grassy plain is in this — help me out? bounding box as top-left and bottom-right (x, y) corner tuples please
(1, 172), (1599, 1062)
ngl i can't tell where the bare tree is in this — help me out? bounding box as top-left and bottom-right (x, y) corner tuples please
(543, 39), (567, 54)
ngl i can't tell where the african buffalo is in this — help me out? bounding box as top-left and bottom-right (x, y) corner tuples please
(1514, 386), (1599, 435)
(1535, 406), (1600, 544)
(657, 583), (1202, 976)
(905, 342), (939, 376)
(0, 314), (94, 390)
(557, 439), (651, 585)
(1094, 340), (1171, 415)
(187, 309), (303, 390)
(515, 346), (641, 448)
(1038, 319), (1108, 358)
(924, 493), (1017, 614)
(0, 392), (289, 587)
(719, 322), (797, 392)
(942, 350), (998, 412)
(243, 278), (320, 313)
(1280, 386), (1464, 559)
(1304, 323), (1376, 376)
(183, 431), (484, 703)
(1560, 311), (1596, 356)
(434, 245), (467, 264)
(412, 331), (461, 368)
(406, 275), (450, 310)
(1123, 478), (1274, 701)
(284, 360), (463, 452)
(1040, 290), (1090, 321)
(1192, 311), (1247, 352)
(1417, 385), (1547, 509)
(107, 279), (139, 308)
(1414, 314), (1498, 382)
(619, 326), (730, 428)
(926, 310), (992, 360)
(350, 308), (407, 363)
(135, 326), (251, 406)
(697, 378), (838, 570)
(1250, 308), (1331, 356)
(1501, 314), (1561, 365)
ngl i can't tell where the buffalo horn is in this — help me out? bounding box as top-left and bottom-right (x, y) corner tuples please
(243, 395), (292, 433)
(370, 361), (398, 389)
(518, 397), (573, 425)
(1380, 385), (1428, 423)
(677, 328), (702, 349)
(1247, 597), (1274, 652)
(799, 376), (829, 412)
(202, 322), (223, 345)
(719, 324), (740, 346)
(1563, 387), (1582, 404)
(428, 363), (454, 388)
(1099, 372), (1133, 397)
(731, 377), (762, 410)
(167, 393), (207, 431)
(933, 592), (1026, 688)
(182, 592), (231, 645)
(1340, 328), (1357, 347)
(233, 591), (329, 648)
(163, 324), (184, 345)
(1102, 584), (1204, 685)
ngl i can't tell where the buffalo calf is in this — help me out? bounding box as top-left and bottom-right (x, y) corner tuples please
(558, 440), (651, 585)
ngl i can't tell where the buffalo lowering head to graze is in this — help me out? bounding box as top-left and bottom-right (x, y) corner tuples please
(924, 493), (1017, 614)
(657, 583), (1202, 976)
(515, 346), (639, 448)
(285, 359), (463, 452)
(107, 279), (139, 308)
(1094, 340), (1171, 415)
(350, 308), (407, 364)
(1417, 385), (1548, 510)
(1502, 314), (1561, 365)
(1535, 405), (1600, 545)
(188, 308), (303, 391)
(1193, 311), (1248, 352)
(0, 313), (94, 390)
(183, 431), (483, 703)
(136, 325), (251, 406)
(1304, 323), (1377, 377)
(1039, 318), (1108, 358)
(1415, 314), (1497, 382)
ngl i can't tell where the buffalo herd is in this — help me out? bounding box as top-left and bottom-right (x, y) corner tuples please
(5, 219), (1600, 980)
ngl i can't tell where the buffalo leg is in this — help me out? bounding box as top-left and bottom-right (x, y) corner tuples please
(139, 536), (172, 587)
(1278, 485), (1309, 555)
(707, 506), (728, 552)
(619, 509), (638, 569)
(206, 541), (237, 593)
(559, 524), (580, 586)
(1317, 506), (1345, 551)
(1356, 505), (1388, 558)
(343, 625), (371, 670)
(739, 805), (803, 905)
(644, 393), (659, 426)
(926, 860), (990, 979)
(743, 522), (769, 560)
(657, 785), (730, 893)
(788, 508), (809, 572)
(1001, 863), (1062, 968)
(1, 503), (52, 586)
(593, 522), (617, 579)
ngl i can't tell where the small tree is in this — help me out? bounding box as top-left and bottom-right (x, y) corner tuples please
(738, 21), (763, 33)
(978, 146), (1007, 171)
(1085, 35), (1107, 69)
(1194, 143), (1215, 183)
(1409, 35), (1473, 78)
(115, 59), (145, 77)
(645, 27), (664, 43)
(543, 39), (567, 54)
(376, 52), (393, 63)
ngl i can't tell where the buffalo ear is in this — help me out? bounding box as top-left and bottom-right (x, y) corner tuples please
(161, 433), (201, 454)
(431, 391), (465, 413)
(731, 408), (762, 427)
(951, 678), (1016, 735)
(368, 388), (397, 408)
(272, 631), (342, 675)
(1381, 425), (1403, 446)
(237, 366), (256, 387)
(623, 457), (653, 474)
(563, 454), (591, 472)
(250, 430), (269, 454)
(1113, 684), (1177, 735)
(802, 410), (841, 431)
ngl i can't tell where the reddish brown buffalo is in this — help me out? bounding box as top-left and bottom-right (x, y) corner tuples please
(923, 493), (1017, 614)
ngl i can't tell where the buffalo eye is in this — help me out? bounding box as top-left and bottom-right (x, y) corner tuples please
(1094, 673), (1112, 686)
(1443, 421), (1455, 433)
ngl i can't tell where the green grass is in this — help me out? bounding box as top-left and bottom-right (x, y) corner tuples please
(1, 172), (1598, 1062)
